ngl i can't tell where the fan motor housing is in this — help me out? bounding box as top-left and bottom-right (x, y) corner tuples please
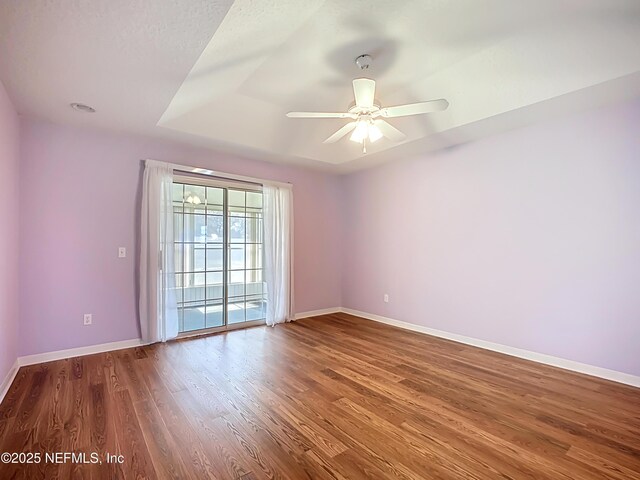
(348, 101), (381, 115)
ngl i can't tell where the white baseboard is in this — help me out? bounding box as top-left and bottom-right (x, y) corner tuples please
(0, 359), (20, 405)
(4, 304), (636, 406)
(11, 310), (340, 372)
(0, 311), (335, 403)
(18, 338), (146, 367)
(340, 307), (640, 389)
(295, 307), (341, 320)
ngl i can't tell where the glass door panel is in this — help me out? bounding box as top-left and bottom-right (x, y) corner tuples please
(173, 180), (265, 334)
(226, 188), (266, 327)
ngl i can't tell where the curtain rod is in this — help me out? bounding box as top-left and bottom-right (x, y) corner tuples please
(160, 161), (293, 189)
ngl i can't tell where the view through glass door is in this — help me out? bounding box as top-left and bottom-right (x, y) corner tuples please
(172, 178), (266, 334)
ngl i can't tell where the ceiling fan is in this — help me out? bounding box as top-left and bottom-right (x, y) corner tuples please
(286, 54), (449, 153)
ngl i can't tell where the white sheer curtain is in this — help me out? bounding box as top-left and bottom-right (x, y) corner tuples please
(139, 160), (179, 343)
(263, 183), (294, 326)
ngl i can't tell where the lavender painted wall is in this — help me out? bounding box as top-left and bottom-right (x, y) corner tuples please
(0, 81), (20, 381)
(18, 118), (342, 356)
(14, 97), (640, 378)
(342, 99), (640, 376)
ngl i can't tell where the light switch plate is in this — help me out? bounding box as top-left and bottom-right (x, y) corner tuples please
(118, 247), (126, 258)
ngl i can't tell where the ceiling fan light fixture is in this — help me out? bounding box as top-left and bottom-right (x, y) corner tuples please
(368, 124), (383, 143)
(350, 120), (369, 143)
(185, 193), (202, 205)
(349, 119), (382, 144)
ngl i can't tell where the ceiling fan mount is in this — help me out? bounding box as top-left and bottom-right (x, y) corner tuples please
(286, 54), (449, 153)
(354, 54), (373, 70)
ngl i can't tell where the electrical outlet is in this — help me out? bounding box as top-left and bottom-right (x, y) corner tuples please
(118, 247), (126, 258)
(383, 294), (389, 303)
(83, 314), (92, 325)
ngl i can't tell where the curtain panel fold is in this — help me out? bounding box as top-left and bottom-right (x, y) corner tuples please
(139, 160), (179, 343)
(263, 184), (294, 326)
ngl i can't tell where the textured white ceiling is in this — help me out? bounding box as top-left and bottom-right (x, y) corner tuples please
(1, 0), (640, 173)
(0, 0), (234, 146)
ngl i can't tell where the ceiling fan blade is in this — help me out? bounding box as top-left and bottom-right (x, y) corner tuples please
(377, 99), (449, 118)
(323, 122), (357, 143)
(287, 111), (356, 119)
(375, 119), (406, 142)
(352, 78), (376, 108)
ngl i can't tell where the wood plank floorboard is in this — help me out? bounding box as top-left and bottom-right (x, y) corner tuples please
(1, 312), (639, 479)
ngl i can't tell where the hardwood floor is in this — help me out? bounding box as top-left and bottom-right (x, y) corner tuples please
(1, 313), (639, 479)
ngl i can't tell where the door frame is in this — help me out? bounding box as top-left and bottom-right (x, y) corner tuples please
(173, 174), (266, 337)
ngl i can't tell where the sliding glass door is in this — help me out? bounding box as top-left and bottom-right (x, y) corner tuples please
(172, 177), (265, 334)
